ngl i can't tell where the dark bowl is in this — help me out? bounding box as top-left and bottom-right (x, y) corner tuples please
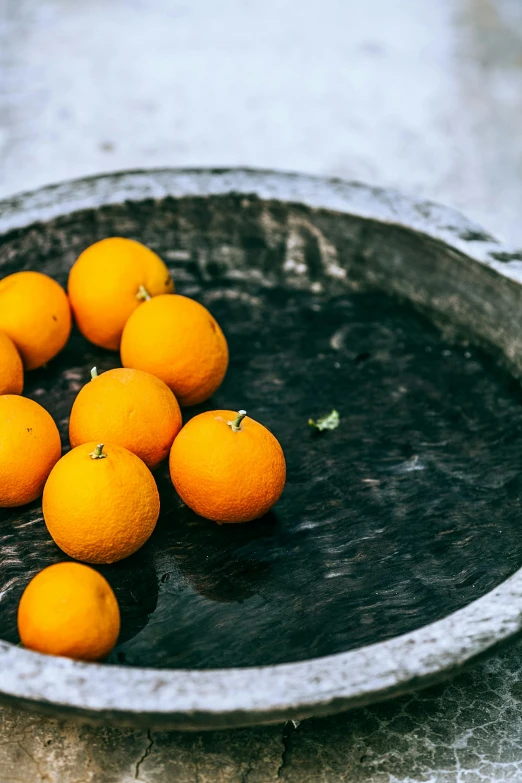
(2, 168), (522, 729)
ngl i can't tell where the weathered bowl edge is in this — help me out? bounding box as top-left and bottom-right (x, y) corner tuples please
(1, 167), (522, 730)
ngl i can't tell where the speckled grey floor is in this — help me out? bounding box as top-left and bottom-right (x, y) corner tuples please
(3, 0), (522, 780)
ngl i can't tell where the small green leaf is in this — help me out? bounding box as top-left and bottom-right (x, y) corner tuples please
(308, 409), (340, 432)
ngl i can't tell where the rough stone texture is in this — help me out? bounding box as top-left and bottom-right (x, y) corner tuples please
(2, 642), (522, 781)
(277, 641), (522, 783)
(0, 706), (284, 782)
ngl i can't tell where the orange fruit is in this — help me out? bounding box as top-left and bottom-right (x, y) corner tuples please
(43, 442), (160, 564)
(121, 294), (228, 406)
(0, 395), (61, 507)
(0, 332), (23, 395)
(68, 237), (174, 351)
(18, 562), (120, 661)
(169, 410), (286, 523)
(69, 366), (182, 469)
(0, 271), (71, 370)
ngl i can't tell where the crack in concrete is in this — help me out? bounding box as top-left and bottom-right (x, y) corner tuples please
(134, 729), (154, 781)
(277, 721), (299, 779)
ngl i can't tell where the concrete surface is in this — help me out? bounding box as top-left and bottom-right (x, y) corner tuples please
(3, 0), (522, 780)
(3, 645), (522, 782)
(2, 0), (522, 246)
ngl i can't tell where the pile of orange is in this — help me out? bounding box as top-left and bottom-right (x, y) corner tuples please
(0, 236), (286, 662)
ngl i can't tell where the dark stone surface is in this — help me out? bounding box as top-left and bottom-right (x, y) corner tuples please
(2, 199), (522, 670)
(2, 283), (522, 670)
(3, 170), (522, 728)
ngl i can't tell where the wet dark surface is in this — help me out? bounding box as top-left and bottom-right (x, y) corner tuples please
(1, 279), (522, 668)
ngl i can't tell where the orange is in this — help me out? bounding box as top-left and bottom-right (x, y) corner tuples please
(18, 562), (120, 661)
(121, 294), (228, 406)
(43, 441), (160, 564)
(0, 332), (23, 395)
(69, 366), (182, 469)
(0, 271), (71, 370)
(169, 410), (286, 523)
(68, 237), (174, 350)
(0, 395), (61, 507)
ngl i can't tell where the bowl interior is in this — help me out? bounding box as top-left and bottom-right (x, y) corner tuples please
(1, 193), (522, 669)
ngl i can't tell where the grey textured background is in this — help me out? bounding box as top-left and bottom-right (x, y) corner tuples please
(2, 0), (522, 780)
(3, 0), (522, 247)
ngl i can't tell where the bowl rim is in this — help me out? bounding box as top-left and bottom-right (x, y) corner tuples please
(2, 166), (522, 730)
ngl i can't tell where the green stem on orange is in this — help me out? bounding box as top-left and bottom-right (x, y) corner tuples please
(136, 285), (151, 302)
(228, 410), (247, 433)
(89, 443), (107, 460)
(90, 366), (98, 380)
